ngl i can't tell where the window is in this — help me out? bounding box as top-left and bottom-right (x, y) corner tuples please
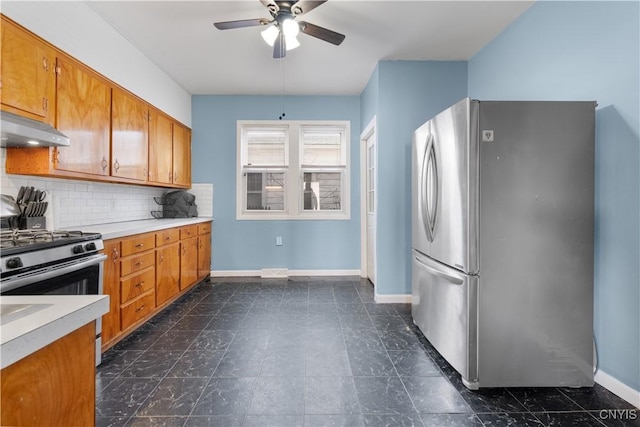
(237, 121), (350, 220)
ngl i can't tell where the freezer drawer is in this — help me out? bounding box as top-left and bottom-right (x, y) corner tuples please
(411, 250), (478, 386)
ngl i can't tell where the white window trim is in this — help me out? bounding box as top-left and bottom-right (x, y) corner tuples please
(237, 120), (351, 220)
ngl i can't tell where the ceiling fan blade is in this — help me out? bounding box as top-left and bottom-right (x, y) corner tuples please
(299, 21), (345, 45)
(260, 0), (279, 16)
(273, 32), (286, 58)
(291, 1), (327, 16)
(214, 18), (269, 30)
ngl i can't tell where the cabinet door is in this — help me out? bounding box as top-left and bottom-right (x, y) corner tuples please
(180, 237), (198, 290)
(197, 234), (211, 279)
(156, 242), (181, 306)
(111, 88), (148, 181)
(1, 17), (55, 123)
(148, 109), (173, 185)
(101, 240), (121, 347)
(173, 124), (191, 187)
(55, 56), (111, 176)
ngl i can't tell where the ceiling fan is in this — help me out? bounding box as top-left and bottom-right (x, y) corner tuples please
(213, 0), (345, 59)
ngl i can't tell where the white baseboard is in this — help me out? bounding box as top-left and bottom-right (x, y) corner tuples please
(211, 269), (360, 278)
(595, 370), (640, 408)
(374, 293), (412, 304)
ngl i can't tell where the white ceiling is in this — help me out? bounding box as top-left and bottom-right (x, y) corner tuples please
(88, 1), (535, 96)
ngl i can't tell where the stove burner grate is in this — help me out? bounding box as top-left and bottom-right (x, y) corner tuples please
(0, 230), (89, 249)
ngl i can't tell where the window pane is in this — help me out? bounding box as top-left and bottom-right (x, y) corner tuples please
(246, 172), (285, 211)
(302, 172), (341, 210)
(246, 129), (286, 166)
(301, 130), (343, 166)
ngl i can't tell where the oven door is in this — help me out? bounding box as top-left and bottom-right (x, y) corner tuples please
(1, 253), (107, 365)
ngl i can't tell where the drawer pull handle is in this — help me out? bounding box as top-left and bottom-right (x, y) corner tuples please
(136, 304), (145, 312)
(135, 243), (144, 248)
(135, 261), (143, 266)
(165, 236), (171, 240)
(136, 282), (144, 288)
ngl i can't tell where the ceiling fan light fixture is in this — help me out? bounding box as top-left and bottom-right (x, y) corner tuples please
(282, 18), (299, 39)
(261, 24), (279, 46)
(285, 34), (300, 50)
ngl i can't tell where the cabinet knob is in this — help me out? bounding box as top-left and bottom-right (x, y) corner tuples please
(113, 159), (120, 172)
(102, 157), (108, 171)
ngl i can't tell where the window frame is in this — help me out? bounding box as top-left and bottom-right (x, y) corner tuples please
(236, 120), (350, 220)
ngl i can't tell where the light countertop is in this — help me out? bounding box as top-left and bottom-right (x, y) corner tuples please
(0, 295), (109, 369)
(77, 217), (213, 240)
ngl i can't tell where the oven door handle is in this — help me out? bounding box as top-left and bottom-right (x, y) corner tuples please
(1, 254), (107, 293)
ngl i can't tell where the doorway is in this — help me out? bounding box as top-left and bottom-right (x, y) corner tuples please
(360, 118), (377, 285)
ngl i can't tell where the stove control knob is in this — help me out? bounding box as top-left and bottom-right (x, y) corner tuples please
(6, 257), (23, 269)
(73, 245), (85, 254)
(85, 242), (97, 251)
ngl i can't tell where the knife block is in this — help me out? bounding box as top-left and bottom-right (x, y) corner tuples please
(19, 216), (46, 230)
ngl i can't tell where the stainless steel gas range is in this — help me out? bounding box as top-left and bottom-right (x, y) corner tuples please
(0, 229), (106, 365)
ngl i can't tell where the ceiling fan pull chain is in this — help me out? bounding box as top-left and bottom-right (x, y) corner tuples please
(279, 54), (286, 120)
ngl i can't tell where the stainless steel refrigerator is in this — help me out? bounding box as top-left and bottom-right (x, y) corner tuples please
(411, 98), (595, 389)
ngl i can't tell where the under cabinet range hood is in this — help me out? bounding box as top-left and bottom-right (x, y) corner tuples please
(0, 111), (70, 148)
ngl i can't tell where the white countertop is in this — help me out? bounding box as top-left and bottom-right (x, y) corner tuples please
(0, 295), (109, 369)
(77, 217), (213, 240)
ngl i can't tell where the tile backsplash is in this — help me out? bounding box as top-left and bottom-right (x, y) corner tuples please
(1, 149), (213, 230)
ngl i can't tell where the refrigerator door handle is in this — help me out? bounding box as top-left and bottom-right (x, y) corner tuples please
(420, 134), (438, 242)
(414, 255), (464, 285)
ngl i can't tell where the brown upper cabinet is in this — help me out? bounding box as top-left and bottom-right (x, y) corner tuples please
(1, 15), (191, 189)
(0, 18), (56, 124)
(55, 56), (112, 177)
(173, 123), (192, 187)
(148, 109), (191, 188)
(111, 88), (149, 182)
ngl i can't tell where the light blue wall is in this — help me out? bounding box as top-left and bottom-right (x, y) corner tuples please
(469, 0), (640, 392)
(191, 95), (361, 271)
(367, 61), (468, 295)
(360, 64), (379, 128)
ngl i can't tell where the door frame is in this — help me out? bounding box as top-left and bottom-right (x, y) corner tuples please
(360, 116), (377, 281)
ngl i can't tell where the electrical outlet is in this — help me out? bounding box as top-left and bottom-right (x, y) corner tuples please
(276, 236), (283, 246)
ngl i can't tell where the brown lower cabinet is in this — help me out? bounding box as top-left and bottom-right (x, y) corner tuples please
(101, 221), (212, 352)
(1, 322), (96, 427)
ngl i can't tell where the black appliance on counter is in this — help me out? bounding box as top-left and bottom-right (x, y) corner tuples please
(0, 229), (106, 365)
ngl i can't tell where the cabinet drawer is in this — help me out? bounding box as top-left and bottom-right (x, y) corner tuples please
(179, 225), (198, 240)
(121, 290), (155, 331)
(120, 251), (155, 276)
(121, 234), (155, 256)
(197, 222), (211, 235)
(156, 228), (180, 246)
(120, 267), (155, 304)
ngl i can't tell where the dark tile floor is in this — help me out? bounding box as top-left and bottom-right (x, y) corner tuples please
(97, 277), (638, 427)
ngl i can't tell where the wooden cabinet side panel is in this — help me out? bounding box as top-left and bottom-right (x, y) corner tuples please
(5, 147), (55, 175)
(55, 56), (111, 176)
(1, 322), (96, 427)
(111, 88), (149, 182)
(148, 109), (174, 185)
(1, 17), (55, 123)
(102, 240), (121, 346)
(156, 242), (181, 307)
